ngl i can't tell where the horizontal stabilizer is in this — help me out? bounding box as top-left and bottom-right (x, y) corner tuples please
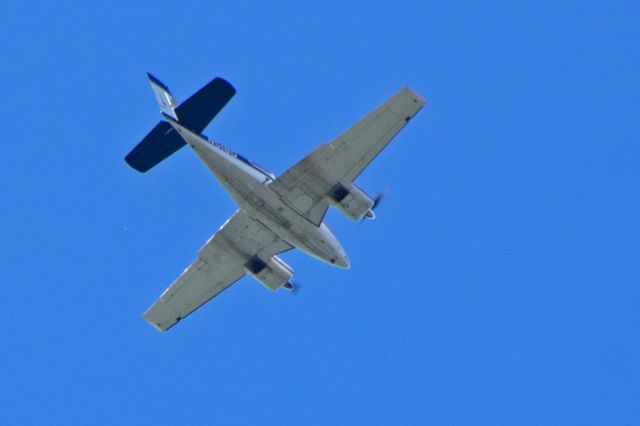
(125, 122), (185, 172)
(176, 77), (236, 132)
(125, 75), (237, 173)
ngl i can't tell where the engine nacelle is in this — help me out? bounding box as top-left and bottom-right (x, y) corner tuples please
(244, 255), (293, 291)
(329, 183), (374, 221)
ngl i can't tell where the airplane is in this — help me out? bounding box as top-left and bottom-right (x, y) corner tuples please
(126, 73), (425, 332)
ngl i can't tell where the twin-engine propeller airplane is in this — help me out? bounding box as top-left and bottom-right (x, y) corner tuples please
(126, 73), (424, 332)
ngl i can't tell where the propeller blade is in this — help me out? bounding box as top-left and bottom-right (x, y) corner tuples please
(372, 188), (389, 210)
(284, 281), (301, 294)
(361, 189), (389, 223)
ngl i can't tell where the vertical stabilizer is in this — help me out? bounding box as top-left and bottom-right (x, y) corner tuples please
(147, 73), (178, 120)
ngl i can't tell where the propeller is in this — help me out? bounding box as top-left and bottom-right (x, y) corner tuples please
(291, 282), (301, 295)
(363, 188), (389, 221)
(372, 188), (389, 210)
(283, 281), (301, 294)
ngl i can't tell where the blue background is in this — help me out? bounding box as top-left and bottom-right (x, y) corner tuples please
(1, 1), (638, 424)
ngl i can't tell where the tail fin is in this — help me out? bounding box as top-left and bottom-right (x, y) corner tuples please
(125, 73), (236, 173)
(147, 73), (178, 120)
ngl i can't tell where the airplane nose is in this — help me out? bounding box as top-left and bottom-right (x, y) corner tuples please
(318, 222), (350, 269)
(335, 254), (350, 269)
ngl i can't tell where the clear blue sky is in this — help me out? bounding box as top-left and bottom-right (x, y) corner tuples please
(1, 1), (638, 424)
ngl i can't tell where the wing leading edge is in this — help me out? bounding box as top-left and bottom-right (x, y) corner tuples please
(270, 87), (425, 225)
(143, 211), (292, 332)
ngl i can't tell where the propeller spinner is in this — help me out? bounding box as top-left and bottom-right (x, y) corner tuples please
(364, 189), (389, 220)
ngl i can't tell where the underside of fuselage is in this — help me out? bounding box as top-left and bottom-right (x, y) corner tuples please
(170, 120), (350, 269)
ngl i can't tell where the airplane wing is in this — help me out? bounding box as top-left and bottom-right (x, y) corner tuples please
(270, 87), (425, 225)
(143, 210), (292, 332)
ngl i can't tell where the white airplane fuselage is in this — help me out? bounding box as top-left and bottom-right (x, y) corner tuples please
(130, 76), (425, 332)
(178, 126), (350, 269)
